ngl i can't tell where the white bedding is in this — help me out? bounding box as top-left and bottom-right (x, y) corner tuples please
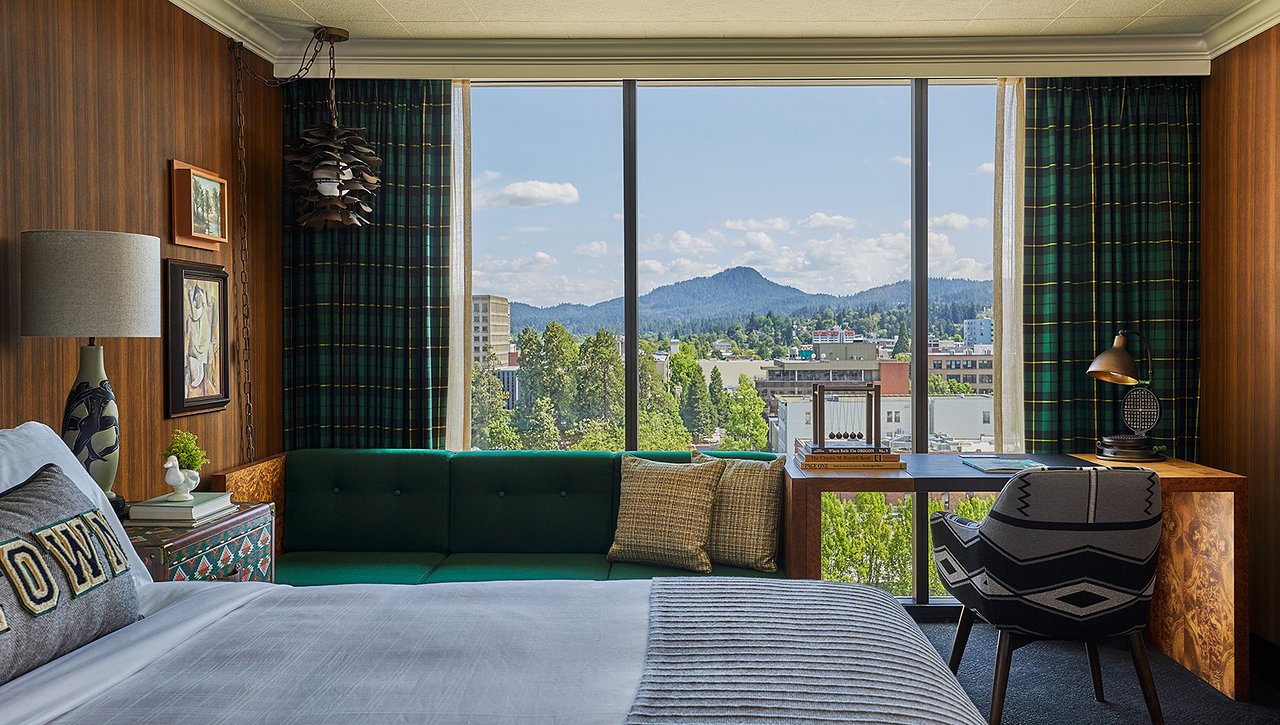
(0, 580), (651, 725)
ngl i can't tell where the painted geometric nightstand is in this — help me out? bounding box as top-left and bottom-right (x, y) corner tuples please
(126, 502), (274, 582)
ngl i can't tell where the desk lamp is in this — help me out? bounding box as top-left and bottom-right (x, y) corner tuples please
(1087, 330), (1165, 462)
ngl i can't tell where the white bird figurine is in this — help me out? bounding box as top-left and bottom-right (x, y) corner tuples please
(163, 455), (200, 501)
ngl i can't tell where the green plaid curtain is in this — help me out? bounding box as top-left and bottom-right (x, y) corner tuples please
(283, 80), (451, 449)
(1024, 77), (1200, 460)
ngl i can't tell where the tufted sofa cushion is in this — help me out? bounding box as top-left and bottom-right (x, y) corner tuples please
(449, 451), (616, 553)
(283, 449), (451, 553)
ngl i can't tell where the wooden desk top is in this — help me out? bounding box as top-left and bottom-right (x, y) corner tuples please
(786, 454), (1247, 493)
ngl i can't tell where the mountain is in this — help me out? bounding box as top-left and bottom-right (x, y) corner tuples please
(508, 266), (992, 336)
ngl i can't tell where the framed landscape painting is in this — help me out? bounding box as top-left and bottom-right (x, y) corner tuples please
(171, 160), (229, 250)
(166, 260), (230, 417)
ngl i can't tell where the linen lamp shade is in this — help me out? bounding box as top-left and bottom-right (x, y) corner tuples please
(20, 230), (161, 338)
(19, 229), (162, 502)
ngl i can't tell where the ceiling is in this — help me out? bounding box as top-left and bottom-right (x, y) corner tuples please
(210, 0), (1258, 40)
(175, 0), (1280, 78)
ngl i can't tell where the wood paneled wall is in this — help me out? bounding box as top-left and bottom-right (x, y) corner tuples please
(0, 0), (283, 502)
(1202, 24), (1280, 647)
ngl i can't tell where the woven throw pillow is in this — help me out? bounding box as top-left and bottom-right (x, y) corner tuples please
(607, 455), (727, 573)
(694, 452), (786, 572)
(0, 463), (139, 685)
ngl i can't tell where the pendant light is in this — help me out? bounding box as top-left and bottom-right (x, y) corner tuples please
(282, 28), (383, 229)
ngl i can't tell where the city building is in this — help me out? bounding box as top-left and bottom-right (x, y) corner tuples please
(496, 365), (520, 410)
(928, 347), (995, 395)
(755, 339), (883, 412)
(963, 318), (994, 346)
(770, 393), (994, 455)
(471, 294), (511, 366)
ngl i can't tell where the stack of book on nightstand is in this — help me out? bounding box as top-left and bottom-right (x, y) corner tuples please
(792, 439), (905, 470)
(125, 492), (236, 528)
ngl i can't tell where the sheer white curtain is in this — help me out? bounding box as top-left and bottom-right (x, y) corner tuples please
(993, 78), (1026, 454)
(445, 80), (473, 451)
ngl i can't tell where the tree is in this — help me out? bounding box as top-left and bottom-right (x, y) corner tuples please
(520, 396), (561, 450)
(470, 348), (516, 449)
(667, 345), (700, 397)
(575, 330), (624, 425)
(570, 419), (624, 451)
(514, 327), (544, 419)
(892, 321), (911, 356)
(639, 352), (692, 450)
(718, 373), (769, 451)
(707, 366), (727, 430)
(540, 322), (580, 428)
(679, 365), (714, 441)
(928, 374), (976, 395)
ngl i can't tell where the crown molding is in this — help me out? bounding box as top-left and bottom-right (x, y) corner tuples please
(168, 0), (286, 60)
(1204, 0), (1280, 58)
(169, 0), (1224, 79)
(270, 35), (1211, 80)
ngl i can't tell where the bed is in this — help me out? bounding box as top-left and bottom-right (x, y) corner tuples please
(0, 424), (983, 724)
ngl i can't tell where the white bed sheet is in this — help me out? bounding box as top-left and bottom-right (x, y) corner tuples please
(0, 579), (650, 725)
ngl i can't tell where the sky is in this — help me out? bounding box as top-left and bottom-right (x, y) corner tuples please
(471, 83), (996, 309)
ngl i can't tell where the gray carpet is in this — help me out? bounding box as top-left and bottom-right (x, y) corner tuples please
(917, 622), (1280, 724)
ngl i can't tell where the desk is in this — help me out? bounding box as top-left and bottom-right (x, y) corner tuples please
(783, 454), (1249, 700)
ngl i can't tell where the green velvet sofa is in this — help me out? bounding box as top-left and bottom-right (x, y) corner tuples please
(213, 449), (787, 586)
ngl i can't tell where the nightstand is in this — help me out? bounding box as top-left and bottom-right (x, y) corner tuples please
(126, 502), (274, 582)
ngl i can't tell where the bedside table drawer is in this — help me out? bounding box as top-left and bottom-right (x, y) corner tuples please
(128, 503), (274, 583)
(171, 521), (273, 582)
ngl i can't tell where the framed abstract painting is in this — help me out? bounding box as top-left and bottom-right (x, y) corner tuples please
(166, 260), (230, 417)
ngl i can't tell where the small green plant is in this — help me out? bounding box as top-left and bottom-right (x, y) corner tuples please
(161, 430), (210, 471)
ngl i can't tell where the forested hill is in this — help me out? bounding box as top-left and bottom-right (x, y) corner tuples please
(508, 266), (992, 336)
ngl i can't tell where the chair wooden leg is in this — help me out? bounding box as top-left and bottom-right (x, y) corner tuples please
(989, 630), (1016, 725)
(1128, 632), (1164, 725)
(1086, 642), (1104, 701)
(950, 607), (975, 673)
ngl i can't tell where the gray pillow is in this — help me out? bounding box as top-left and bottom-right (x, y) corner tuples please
(0, 463), (139, 684)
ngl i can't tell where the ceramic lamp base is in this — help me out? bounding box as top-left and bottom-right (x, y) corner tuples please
(59, 344), (122, 496)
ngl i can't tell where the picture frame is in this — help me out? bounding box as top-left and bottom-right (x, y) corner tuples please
(171, 160), (229, 250)
(166, 259), (230, 417)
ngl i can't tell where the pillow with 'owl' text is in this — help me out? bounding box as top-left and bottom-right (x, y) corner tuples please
(0, 463), (138, 684)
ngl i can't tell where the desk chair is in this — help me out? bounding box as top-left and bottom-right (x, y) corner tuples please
(931, 466), (1164, 725)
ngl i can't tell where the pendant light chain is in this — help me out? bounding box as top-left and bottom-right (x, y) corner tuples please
(232, 45), (257, 463)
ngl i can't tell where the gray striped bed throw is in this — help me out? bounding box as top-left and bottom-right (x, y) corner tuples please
(626, 577), (984, 724)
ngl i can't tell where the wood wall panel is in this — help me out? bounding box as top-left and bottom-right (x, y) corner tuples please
(0, 0), (283, 502)
(1201, 24), (1280, 648)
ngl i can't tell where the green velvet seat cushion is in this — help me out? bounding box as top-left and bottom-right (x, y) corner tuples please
(606, 562), (787, 580)
(449, 451), (616, 553)
(425, 553), (611, 583)
(284, 449), (452, 553)
(275, 551), (446, 586)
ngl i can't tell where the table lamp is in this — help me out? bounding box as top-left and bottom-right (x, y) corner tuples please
(1086, 330), (1164, 462)
(20, 230), (162, 506)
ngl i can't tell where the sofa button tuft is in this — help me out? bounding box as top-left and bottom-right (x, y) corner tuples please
(394, 489), (401, 496)
(332, 487), (340, 494)
(498, 491), (505, 498)
(560, 490), (567, 497)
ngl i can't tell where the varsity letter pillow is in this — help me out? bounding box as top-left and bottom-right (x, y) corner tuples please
(0, 464), (139, 684)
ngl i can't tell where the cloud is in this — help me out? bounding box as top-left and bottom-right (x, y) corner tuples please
(575, 241), (609, 258)
(641, 229), (720, 256)
(890, 155), (912, 166)
(516, 226), (550, 233)
(723, 217), (790, 232)
(473, 251), (624, 307)
(929, 212), (991, 231)
(973, 162), (995, 175)
(479, 180), (580, 208)
(475, 250), (558, 273)
(799, 212), (858, 231)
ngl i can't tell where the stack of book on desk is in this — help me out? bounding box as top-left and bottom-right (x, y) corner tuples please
(792, 439), (905, 470)
(125, 492), (236, 528)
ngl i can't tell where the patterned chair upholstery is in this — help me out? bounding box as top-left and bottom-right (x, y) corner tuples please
(931, 466), (1164, 725)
